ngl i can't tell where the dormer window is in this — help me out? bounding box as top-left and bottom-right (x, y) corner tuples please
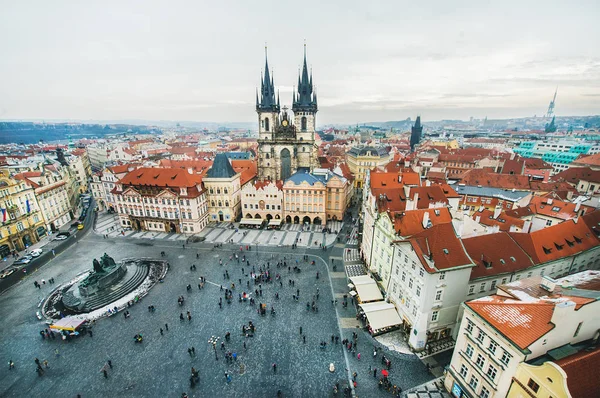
(554, 243), (563, 251)
(117, 184), (123, 192)
(565, 239), (574, 247)
(180, 187), (187, 196)
(543, 246), (552, 254)
(574, 236), (582, 244)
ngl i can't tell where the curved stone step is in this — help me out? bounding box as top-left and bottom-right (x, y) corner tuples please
(81, 263), (149, 311)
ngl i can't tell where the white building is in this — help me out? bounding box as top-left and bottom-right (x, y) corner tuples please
(444, 271), (600, 398)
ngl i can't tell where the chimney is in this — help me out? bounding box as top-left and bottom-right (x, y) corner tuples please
(475, 215), (481, 223)
(425, 180), (431, 187)
(413, 193), (419, 210)
(540, 276), (557, 293)
(551, 300), (576, 324)
(422, 211), (430, 229)
(523, 220), (531, 233)
(547, 198), (553, 205)
(398, 175), (402, 183)
(187, 167), (194, 175)
(494, 206), (502, 219)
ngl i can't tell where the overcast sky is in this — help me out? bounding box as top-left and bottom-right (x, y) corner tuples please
(1, 0), (599, 125)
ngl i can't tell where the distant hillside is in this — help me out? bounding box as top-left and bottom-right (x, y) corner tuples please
(0, 122), (161, 144)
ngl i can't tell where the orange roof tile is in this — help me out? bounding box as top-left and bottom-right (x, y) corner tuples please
(231, 159), (257, 186)
(253, 180), (283, 191)
(460, 169), (531, 190)
(528, 196), (595, 222)
(572, 152), (600, 167)
(466, 298), (555, 350)
(552, 167), (600, 185)
(463, 232), (535, 279)
(508, 220), (598, 265)
(392, 208), (452, 237)
(119, 167), (202, 188)
(409, 186), (450, 208)
(556, 346), (600, 398)
(409, 223), (473, 272)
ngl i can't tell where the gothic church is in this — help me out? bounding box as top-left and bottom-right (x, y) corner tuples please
(256, 46), (319, 181)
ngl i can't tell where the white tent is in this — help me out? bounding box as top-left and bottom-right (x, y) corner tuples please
(349, 275), (383, 303)
(359, 301), (402, 333)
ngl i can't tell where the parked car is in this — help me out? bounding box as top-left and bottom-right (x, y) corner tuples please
(29, 249), (43, 257)
(13, 258), (31, 266)
(57, 231), (70, 237)
(0, 267), (17, 279)
(54, 235), (68, 241)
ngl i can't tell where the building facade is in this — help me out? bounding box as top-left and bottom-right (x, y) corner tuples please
(241, 180), (283, 221)
(346, 146), (391, 189)
(113, 167), (208, 234)
(204, 154), (242, 223)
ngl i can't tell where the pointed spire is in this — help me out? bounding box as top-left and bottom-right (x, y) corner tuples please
(257, 44), (279, 113)
(256, 88), (259, 107)
(277, 90), (280, 108)
(293, 41), (317, 113)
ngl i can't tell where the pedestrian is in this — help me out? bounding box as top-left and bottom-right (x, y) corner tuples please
(300, 326), (303, 335)
(103, 369), (108, 378)
(52, 249), (55, 256)
(373, 368), (377, 378)
(272, 363), (277, 373)
(43, 359), (49, 368)
(107, 360), (112, 369)
(191, 347), (195, 356)
(160, 328), (164, 336)
(357, 353), (361, 360)
(54, 348), (60, 358)
(243, 341), (247, 350)
(8, 359), (14, 370)
(89, 329), (93, 338)
(303, 335), (306, 344)
(188, 348), (193, 357)
(165, 323), (169, 331)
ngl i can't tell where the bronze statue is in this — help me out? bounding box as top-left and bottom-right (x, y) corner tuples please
(93, 258), (103, 273)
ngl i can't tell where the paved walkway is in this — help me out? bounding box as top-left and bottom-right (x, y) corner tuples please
(94, 211), (341, 248)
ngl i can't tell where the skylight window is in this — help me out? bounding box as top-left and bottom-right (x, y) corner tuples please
(552, 206), (560, 212)
(443, 249), (449, 254)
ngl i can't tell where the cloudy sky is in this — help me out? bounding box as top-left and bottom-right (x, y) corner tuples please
(1, 0), (599, 125)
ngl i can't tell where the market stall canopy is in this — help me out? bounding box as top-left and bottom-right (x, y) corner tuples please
(359, 302), (402, 332)
(349, 275), (383, 303)
(268, 219), (282, 226)
(49, 317), (86, 331)
(240, 218), (263, 226)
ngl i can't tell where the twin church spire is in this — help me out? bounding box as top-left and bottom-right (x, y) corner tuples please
(256, 44), (317, 114)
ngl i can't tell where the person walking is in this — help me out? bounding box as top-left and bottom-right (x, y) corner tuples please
(165, 323), (169, 331)
(103, 368), (108, 378)
(160, 328), (164, 336)
(272, 363), (277, 373)
(8, 360), (15, 370)
(107, 360), (112, 369)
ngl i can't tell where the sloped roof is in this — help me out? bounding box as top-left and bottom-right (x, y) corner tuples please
(409, 186), (450, 208)
(206, 154), (237, 179)
(528, 196), (595, 221)
(508, 220), (598, 265)
(158, 159), (213, 178)
(460, 169), (531, 190)
(572, 152), (600, 167)
(473, 208), (526, 231)
(284, 171), (326, 187)
(392, 208), (452, 237)
(119, 167), (202, 188)
(369, 169), (405, 189)
(231, 159), (257, 186)
(254, 180), (283, 191)
(466, 298), (555, 350)
(409, 223), (473, 272)
(582, 211), (600, 240)
(463, 232), (535, 279)
(552, 167), (600, 184)
(555, 346), (600, 398)
(373, 188), (407, 212)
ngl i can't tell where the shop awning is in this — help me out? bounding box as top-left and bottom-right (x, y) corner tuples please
(50, 317), (87, 331)
(359, 302), (402, 332)
(240, 218), (263, 225)
(268, 219), (283, 226)
(349, 275), (383, 303)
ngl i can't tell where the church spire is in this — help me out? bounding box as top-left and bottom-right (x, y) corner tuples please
(293, 42), (317, 113)
(257, 45), (279, 113)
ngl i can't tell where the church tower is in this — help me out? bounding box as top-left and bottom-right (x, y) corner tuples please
(292, 44), (319, 170)
(410, 116), (423, 152)
(256, 48), (280, 141)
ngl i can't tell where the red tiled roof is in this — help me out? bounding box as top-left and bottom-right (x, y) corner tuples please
(409, 223), (473, 272)
(107, 163), (141, 175)
(504, 206), (535, 219)
(555, 346), (600, 398)
(119, 167), (202, 188)
(507, 219), (598, 265)
(466, 298), (555, 350)
(373, 188), (407, 212)
(460, 169), (531, 190)
(552, 167), (600, 184)
(169, 146), (197, 155)
(463, 232), (534, 279)
(572, 152), (600, 167)
(158, 159), (213, 178)
(392, 208), (452, 237)
(337, 163), (355, 182)
(582, 211), (600, 240)
(369, 170), (405, 189)
(528, 196), (595, 222)
(473, 208), (526, 231)
(231, 160), (257, 186)
(409, 186), (450, 208)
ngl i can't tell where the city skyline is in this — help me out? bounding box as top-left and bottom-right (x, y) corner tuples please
(1, 0), (599, 124)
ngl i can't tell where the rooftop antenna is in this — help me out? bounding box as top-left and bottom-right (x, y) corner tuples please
(545, 87), (557, 118)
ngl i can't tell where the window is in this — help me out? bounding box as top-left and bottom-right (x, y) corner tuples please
(416, 286), (421, 296)
(501, 350), (511, 365)
(301, 116), (307, 131)
(486, 364), (497, 381)
(476, 329), (486, 343)
(480, 386), (490, 398)
(490, 280), (497, 290)
(408, 278), (413, 289)
(402, 272), (406, 282)
(435, 290), (442, 301)
(488, 341), (498, 355)
(466, 319), (474, 334)
(475, 354), (485, 368)
(469, 375), (478, 390)
(468, 285), (475, 295)
(439, 272), (446, 280)
(527, 378), (540, 393)
(431, 311), (439, 322)
(465, 344), (474, 358)
(419, 268), (424, 277)
(546, 219), (552, 226)
(479, 283), (486, 292)
(459, 364), (468, 378)
(574, 322), (583, 337)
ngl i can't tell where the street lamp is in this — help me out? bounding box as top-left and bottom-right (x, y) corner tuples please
(208, 335), (220, 360)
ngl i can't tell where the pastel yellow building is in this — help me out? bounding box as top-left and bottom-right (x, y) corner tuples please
(345, 146), (391, 189)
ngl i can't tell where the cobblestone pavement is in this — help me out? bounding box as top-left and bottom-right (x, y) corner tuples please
(0, 223), (435, 397)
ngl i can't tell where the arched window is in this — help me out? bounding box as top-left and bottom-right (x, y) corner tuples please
(225, 201), (229, 207)
(211, 201), (215, 207)
(218, 201), (222, 207)
(217, 188), (221, 194)
(265, 117), (270, 132)
(209, 188), (213, 194)
(301, 116), (307, 131)
(224, 188), (228, 194)
(266, 154), (270, 159)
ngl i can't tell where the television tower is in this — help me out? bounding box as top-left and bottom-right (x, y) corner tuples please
(545, 88), (557, 118)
